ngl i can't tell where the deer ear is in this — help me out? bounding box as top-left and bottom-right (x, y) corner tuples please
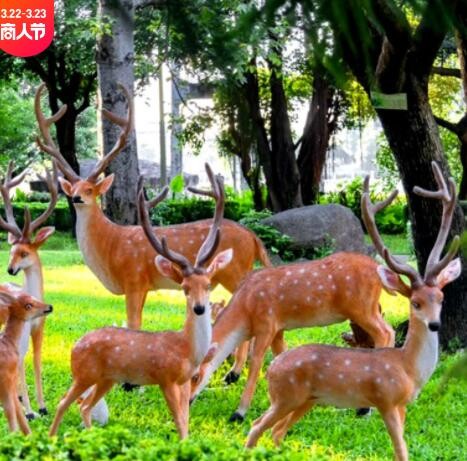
(377, 266), (411, 297)
(207, 249), (233, 275)
(33, 227), (55, 247)
(96, 174), (115, 195)
(437, 258), (462, 288)
(155, 255), (183, 283)
(58, 177), (73, 196)
(0, 291), (15, 307)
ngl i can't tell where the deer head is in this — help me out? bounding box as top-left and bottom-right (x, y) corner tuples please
(0, 162), (58, 276)
(138, 164), (233, 317)
(362, 162), (461, 331)
(34, 83), (133, 207)
(0, 285), (52, 322)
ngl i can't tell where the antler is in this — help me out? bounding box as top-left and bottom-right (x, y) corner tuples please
(361, 176), (423, 288)
(188, 163), (225, 269)
(413, 162), (460, 285)
(26, 162), (58, 238)
(0, 161), (28, 238)
(34, 83), (80, 183)
(137, 181), (195, 276)
(87, 84), (134, 182)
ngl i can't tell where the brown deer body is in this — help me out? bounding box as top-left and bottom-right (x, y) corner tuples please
(190, 251), (395, 422)
(0, 284), (53, 434)
(0, 162), (57, 418)
(34, 83), (270, 330)
(245, 163), (461, 461)
(49, 164), (232, 438)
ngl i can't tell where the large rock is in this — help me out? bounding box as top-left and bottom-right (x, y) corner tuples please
(262, 204), (371, 255)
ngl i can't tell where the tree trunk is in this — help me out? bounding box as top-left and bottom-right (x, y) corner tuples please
(96, 0), (139, 225)
(297, 74), (335, 205)
(269, 67), (303, 211)
(376, 77), (467, 348)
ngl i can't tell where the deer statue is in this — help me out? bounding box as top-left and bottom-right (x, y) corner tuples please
(0, 283), (53, 434)
(245, 162), (461, 461)
(49, 164), (233, 438)
(34, 83), (270, 331)
(0, 161), (57, 419)
(190, 230), (396, 422)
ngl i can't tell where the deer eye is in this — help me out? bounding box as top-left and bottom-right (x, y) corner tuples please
(411, 301), (421, 310)
(25, 303), (32, 310)
(21, 252), (28, 258)
(192, 374), (200, 384)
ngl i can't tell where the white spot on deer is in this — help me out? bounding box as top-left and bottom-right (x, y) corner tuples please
(299, 268), (305, 274)
(268, 308), (273, 315)
(293, 279), (298, 285)
(313, 272), (318, 277)
(259, 291), (265, 298)
(316, 299), (322, 305)
(356, 377), (362, 383)
(279, 294), (284, 301)
(345, 275), (351, 281)
(344, 359), (351, 366)
(306, 296), (311, 302)
(306, 281), (311, 286)
(390, 378), (396, 384)
(279, 281), (284, 287)
(331, 285), (336, 290)
(325, 361), (330, 367)
(105, 336), (111, 341)
(317, 373), (324, 380)
(147, 345), (152, 350)
(305, 380), (311, 387)
(338, 265), (343, 270)
(295, 360), (302, 367)
(364, 365), (371, 372)
(384, 363), (391, 370)
(318, 285), (323, 290)
(189, 240), (194, 245)
(127, 240), (131, 245)
(289, 376), (295, 384)
(321, 264), (325, 269)
(114, 346), (121, 353)
(130, 340), (135, 346)
(311, 353), (318, 361)
(328, 274), (333, 280)
(338, 373), (344, 380)
(375, 377), (382, 384)
(266, 277), (271, 282)
(286, 271), (292, 276)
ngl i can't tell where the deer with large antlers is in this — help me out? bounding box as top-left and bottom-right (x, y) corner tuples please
(245, 163), (461, 461)
(190, 243), (395, 421)
(34, 83), (270, 330)
(0, 284), (53, 434)
(0, 161), (57, 419)
(49, 165), (232, 438)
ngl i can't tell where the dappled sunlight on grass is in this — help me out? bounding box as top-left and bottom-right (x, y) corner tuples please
(0, 250), (465, 460)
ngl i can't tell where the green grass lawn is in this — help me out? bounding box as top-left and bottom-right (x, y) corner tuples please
(0, 248), (465, 460)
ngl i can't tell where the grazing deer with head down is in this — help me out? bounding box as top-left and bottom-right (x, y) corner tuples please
(34, 83), (270, 331)
(49, 165), (233, 438)
(190, 231), (395, 422)
(245, 163), (461, 461)
(0, 284), (53, 434)
(0, 162), (57, 419)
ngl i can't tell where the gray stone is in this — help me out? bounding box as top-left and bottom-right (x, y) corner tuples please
(262, 204), (372, 255)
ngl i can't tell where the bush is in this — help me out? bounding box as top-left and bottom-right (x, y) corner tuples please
(321, 177), (408, 234)
(0, 200), (72, 232)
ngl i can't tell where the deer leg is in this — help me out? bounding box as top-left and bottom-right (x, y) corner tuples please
(230, 332), (273, 422)
(125, 291), (148, 330)
(270, 331), (287, 356)
(3, 394), (19, 432)
(178, 381), (191, 438)
(380, 407), (408, 461)
(351, 311), (395, 348)
(49, 381), (91, 436)
(14, 395), (31, 435)
(271, 399), (315, 446)
(17, 360), (35, 420)
(80, 380), (113, 428)
(245, 403), (293, 448)
(225, 341), (249, 385)
(397, 405), (406, 426)
(31, 321), (47, 415)
(161, 383), (186, 439)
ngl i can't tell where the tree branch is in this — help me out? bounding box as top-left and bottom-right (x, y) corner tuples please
(432, 66), (462, 78)
(412, 0), (459, 79)
(77, 72), (97, 114)
(434, 115), (461, 134)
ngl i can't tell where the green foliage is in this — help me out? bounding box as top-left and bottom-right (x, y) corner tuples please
(169, 174), (185, 196)
(321, 177), (408, 234)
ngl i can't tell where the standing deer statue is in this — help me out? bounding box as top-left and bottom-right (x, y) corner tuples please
(0, 161), (57, 419)
(49, 164), (232, 438)
(34, 83), (270, 331)
(245, 163), (461, 461)
(0, 284), (53, 434)
(190, 237), (395, 422)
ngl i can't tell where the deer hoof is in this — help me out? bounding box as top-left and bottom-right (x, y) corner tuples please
(39, 407), (48, 416)
(121, 382), (139, 392)
(356, 407), (371, 417)
(224, 371), (240, 385)
(25, 413), (36, 421)
(229, 411), (244, 423)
